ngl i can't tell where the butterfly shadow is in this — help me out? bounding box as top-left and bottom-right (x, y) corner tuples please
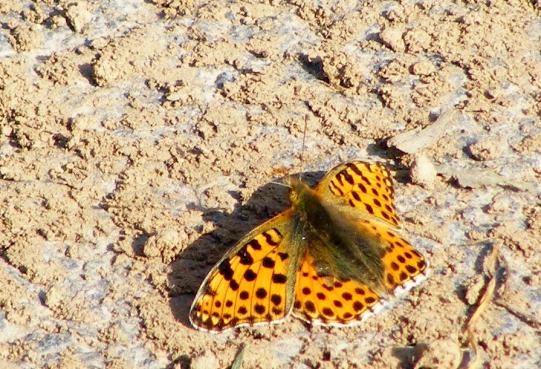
(167, 171), (325, 329)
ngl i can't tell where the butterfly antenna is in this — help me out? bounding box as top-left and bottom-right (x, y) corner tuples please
(298, 115), (308, 181)
(270, 181), (291, 188)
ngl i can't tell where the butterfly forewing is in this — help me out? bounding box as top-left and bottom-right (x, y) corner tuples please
(315, 161), (400, 227)
(189, 209), (302, 332)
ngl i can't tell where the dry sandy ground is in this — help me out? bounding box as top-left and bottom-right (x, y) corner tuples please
(1, 1), (541, 368)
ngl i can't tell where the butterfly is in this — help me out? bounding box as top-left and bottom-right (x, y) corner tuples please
(189, 161), (428, 332)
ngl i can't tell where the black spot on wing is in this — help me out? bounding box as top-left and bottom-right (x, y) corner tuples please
(247, 239), (262, 250)
(358, 182), (367, 193)
(406, 265), (418, 274)
(342, 170), (354, 185)
(347, 163), (363, 176)
(271, 294), (282, 306)
(229, 279), (239, 290)
(238, 245), (254, 265)
(322, 307), (334, 317)
(361, 175), (371, 185)
(254, 304), (266, 314)
(255, 288), (267, 299)
(262, 256), (275, 268)
(263, 231), (280, 246)
(330, 181), (344, 195)
(218, 260), (234, 281)
(244, 269), (257, 281)
(365, 296), (376, 304)
(272, 273), (287, 284)
(365, 203), (374, 215)
(336, 173), (344, 186)
(305, 300), (316, 313)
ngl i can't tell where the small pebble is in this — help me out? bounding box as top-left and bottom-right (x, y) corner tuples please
(379, 26), (405, 52)
(410, 154), (437, 189)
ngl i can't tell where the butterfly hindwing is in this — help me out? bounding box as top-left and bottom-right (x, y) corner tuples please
(355, 219), (428, 291)
(189, 209), (301, 332)
(293, 252), (382, 325)
(315, 161), (400, 227)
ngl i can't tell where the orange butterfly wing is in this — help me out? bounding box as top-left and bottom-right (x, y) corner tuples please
(189, 209), (300, 332)
(293, 161), (428, 325)
(293, 253), (382, 325)
(315, 161), (400, 227)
